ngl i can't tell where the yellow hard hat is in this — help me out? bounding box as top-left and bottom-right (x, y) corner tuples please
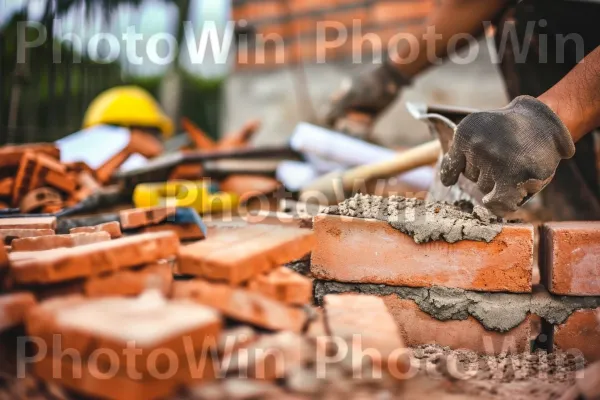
(83, 86), (174, 138)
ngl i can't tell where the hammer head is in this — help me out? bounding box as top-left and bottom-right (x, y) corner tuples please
(405, 102), (485, 207)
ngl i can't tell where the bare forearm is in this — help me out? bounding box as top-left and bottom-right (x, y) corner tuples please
(538, 46), (600, 142)
(389, 0), (508, 78)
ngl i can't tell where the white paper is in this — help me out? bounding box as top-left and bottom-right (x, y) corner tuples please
(276, 161), (319, 192)
(56, 125), (131, 169)
(119, 153), (149, 172)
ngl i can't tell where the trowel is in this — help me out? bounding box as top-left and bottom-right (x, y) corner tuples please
(405, 102), (486, 207)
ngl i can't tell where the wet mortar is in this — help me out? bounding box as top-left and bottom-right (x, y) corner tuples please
(324, 194), (503, 243)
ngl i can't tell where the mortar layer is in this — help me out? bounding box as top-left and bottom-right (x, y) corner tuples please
(324, 194), (502, 243)
(314, 281), (600, 332)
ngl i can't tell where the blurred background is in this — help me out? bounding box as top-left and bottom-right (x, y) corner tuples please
(0, 0), (507, 147)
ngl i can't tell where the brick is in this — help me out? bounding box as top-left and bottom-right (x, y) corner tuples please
(0, 292), (36, 332)
(84, 263), (173, 297)
(11, 231), (110, 252)
(553, 307), (600, 362)
(0, 217), (56, 230)
(541, 222), (600, 296)
(70, 221), (122, 239)
(245, 210), (312, 229)
(34, 347), (217, 400)
(119, 206), (176, 229)
(173, 280), (307, 332)
(27, 292), (222, 375)
(311, 215), (533, 293)
(222, 332), (312, 380)
(9, 231), (179, 284)
(0, 178), (13, 197)
(0, 143), (59, 167)
(142, 223), (205, 241)
(324, 294), (405, 363)
(382, 295), (531, 355)
(371, 1), (433, 24)
(178, 225), (314, 285)
(220, 175), (280, 202)
(247, 267), (312, 305)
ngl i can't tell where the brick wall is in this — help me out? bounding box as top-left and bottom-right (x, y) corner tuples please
(232, 0), (435, 68)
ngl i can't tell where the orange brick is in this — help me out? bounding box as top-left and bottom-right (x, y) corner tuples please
(553, 307), (600, 362)
(222, 332), (311, 380)
(247, 267), (312, 305)
(0, 292), (36, 332)
(383, 295), (531, 355)
(27, 292), (222, 376)
(178, 225), (314, 285)
(119, 206), (177, 229)
(541, 222), (600, 296)
(0, 143), (59, 167)
(173, 280), (307, 332)
(220, 175), (280, 203)
(562, 361), (600, 400)
(0, 217), (56, 230)
(142, 223), (205, 241)
(9, 231), (179, 284)
(311, 215), (533, 293)
(370, 1), (433, 24)
(84, 263), (173, 298)
(0, 178), (13, 197)
(11, 232), (110, 252)
(324, 294), (405, 365)
(70, 221), (122, 239)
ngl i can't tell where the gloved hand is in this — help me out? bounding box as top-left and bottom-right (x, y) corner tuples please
(440, 95), (576, 215)
(324, 60), (411, 127)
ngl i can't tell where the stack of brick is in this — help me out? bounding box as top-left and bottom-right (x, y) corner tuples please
(173, 223), (316, 332)
(1, 217), (178, 299)
(311, 211), (537, 355)
(540, 222), (600, 362)
(0, 143), (105, 213)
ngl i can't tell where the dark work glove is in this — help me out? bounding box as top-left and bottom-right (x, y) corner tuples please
(325, 60), (411, 127)
(440, 95), (576, 216)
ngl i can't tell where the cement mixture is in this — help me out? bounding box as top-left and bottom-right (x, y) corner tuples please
(324, 194), (503, 243)
(314, 281), (600, 331)
(411, 344), (584, 400)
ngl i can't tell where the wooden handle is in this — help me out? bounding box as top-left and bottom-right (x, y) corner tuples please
(341, 139), (441, 187)
(300, 140), (441, 204)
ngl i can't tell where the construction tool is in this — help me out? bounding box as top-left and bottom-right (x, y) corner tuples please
(132, 181), (239, 214)
(300, 139), (442, 204)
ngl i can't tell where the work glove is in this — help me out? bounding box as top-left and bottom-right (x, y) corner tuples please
(440, 95), (576, 216)
(324, 60), (411, 128)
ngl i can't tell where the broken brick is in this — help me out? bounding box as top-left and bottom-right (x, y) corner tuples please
(217, 326), (258, 356)
(0, 217), (57, 230)
(84, 263), (173, 298)
(19, 187), (62, 213)
(541, 222), (600, 296)
(27, 291), (221, 376)
(70, 221), (122, 238)
(324, 294), (406, 367)
(173, 280), (307, 332)
(311, 214), (533, 293)
(9, 231), (179, 284)
(553, 307), (600, 362)
(142, 223), (205, 241)
(11, 231), (110, 252)
(178, 225), (314, 285)
(119, 206), (176, 229)
(0, 292), (36, 332)
(383, 295), (532, 355)
(247, 267), (312, 305)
